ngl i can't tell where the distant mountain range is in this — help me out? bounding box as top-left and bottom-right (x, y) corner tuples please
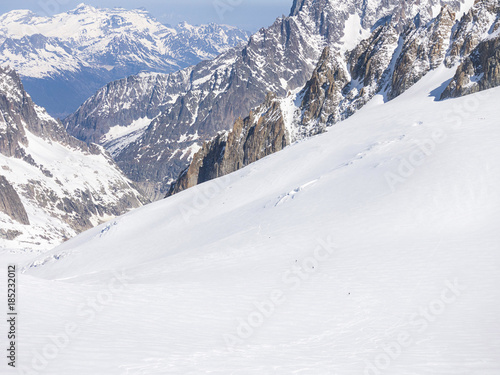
(0, 3), (250, 118)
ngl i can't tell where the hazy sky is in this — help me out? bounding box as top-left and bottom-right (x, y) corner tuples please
(1, 1), (294, 32)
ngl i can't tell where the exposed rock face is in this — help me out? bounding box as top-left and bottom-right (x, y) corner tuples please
(168, 0), (500, 196)
(446, 0), (500, 67)
(0, 175), (29, 225)
(389, 6), (456, 99)
(298, 47), (350, 130)
(0, 65), (85, 157)
(167, 93), (290, 196)
(0, 5), (250, 117)
(346, 24), (399, 98)
(64, 72), (188, 146)
(296, 22), (400, 135)
(65, 0), (462, 200)
(441, 0), (500, 98)
(442, 35), (500, 98)
(0, 66), (146, 251)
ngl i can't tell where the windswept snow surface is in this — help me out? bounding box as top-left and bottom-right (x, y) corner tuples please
(3, 69), (500, 374)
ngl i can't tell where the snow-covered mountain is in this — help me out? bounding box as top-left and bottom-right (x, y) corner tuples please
(13, 68), (500, 374)
(168, 0), (500, 194)
(65, 0), (481, 200)
(0, 66), (146, 252)
(0, 3), (250, 118)
(1, 1), (498, 372)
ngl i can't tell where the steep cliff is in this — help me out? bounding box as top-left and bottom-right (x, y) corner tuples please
(167, 93), (290, 196)
(0, 66), (146, 251)
(0, 175), (29, 225)
(442, 34), (500, 98)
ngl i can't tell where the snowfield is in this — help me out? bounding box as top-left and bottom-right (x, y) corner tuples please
(2, 68), (499, 374)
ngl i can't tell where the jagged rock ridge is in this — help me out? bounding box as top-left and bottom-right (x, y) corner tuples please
(167, 93), (290, 196)
(442, 1), (500, 99)
(66, 0), (463, 200)
(0, 66), (146, 251)
(169, 0), (500, 195)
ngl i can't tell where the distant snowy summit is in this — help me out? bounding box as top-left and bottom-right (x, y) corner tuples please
(0, 3), (250, 118)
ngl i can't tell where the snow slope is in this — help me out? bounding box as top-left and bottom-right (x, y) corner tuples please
(4, 69), (500, 374)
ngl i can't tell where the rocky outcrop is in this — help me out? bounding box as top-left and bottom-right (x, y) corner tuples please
(442, 35), (500, 99)
(167, 93), (290, 196)
(298, 47), (349, 129)
(441, 0), (500, 98)
(0, 66), (146, 251)
(347, 23), (399, 95)
(389, 6), (456, 99)
(295, 22), (400, 136)
(0, 175), (29, 225)
(446, 0), (500, 67)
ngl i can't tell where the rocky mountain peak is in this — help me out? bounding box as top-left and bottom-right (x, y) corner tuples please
(290, 0), (308, 16)
(167, 0), (500, 198)
(73, 3), (97, 13)
(64, 0), (487, 200)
